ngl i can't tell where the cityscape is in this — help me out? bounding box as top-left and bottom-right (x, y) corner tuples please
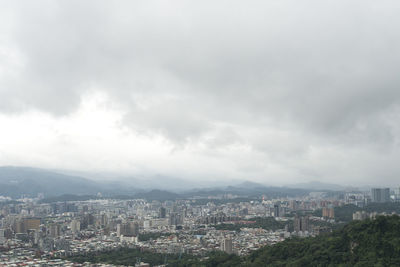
(1, 183), (399, 266)
(2, 1), (400, 266)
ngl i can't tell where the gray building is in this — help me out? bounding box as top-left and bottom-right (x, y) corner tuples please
(221, 237), (233, 254)
(274, 204), (280, 218)
(294, 216), (309, 232)
(371, 188), (390, 203)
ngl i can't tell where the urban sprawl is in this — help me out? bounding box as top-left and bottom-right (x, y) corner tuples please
(0, 187), (396, 266)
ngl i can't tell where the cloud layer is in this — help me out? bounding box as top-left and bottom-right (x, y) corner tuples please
(1, 1), (400, 186)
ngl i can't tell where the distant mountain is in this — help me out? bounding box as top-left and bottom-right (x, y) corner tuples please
(59, 171), (210, 192)
(181, 184), (310, 199)
(132, 189), (180, 201)
(0, 166), (105, 197)
(288, 180), (357, 191)
(104, 174), (211, 192)
(236, 180), (267, 189)
(1, 166), (351, 199)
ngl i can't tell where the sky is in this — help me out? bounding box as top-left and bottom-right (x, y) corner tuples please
(1, 1), (400, 186)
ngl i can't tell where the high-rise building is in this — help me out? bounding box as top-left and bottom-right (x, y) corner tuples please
(70, 220), (81, 233)
(159, 207), (166, 218)
(169, 212), (183, 226)
(14, 218), (40, 234)
(274, 204), (280, 218)
(24, 218), (40, 231)
(14, 220), (24, 234)
(130, 221), (139, 236)
(301, 216), (309, 232)
(371, 188), (390, 203)
(220, 237), (233, 254)
(0, 229), (5, 245)
(49, 223), (61, 237)
(289, 200), (298, 211)
(322, 207), (335, 219)
(294, 216), (309, 232)
(117, 221), (139, 237)
(117, 224), (122, 236)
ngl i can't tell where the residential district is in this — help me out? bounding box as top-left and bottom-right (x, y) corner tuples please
(0, 187), (398, 266)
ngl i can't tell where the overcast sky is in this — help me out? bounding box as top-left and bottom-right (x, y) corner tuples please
(1, 1), (400, 186)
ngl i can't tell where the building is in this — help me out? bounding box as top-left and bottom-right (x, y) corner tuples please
(159, 207), (166, 218)
(143, 220), (152, 229)
(169, 212), (183, 226)
(289, 200), (298, 211)
(49, 224), (61, 237)
(14, 218), (40, 234)
(322, 207), (335, 219)
(0, 229), (5, 245)
(117, 221), (139, 237)
(274, 204), (280, 218)
(70, 219), (81, 233)
(220, 237), (233, 254)
(294, 216), (309, 232)
(294, 217), (301, 232)
(353, 211), (369, 220)
(371, 188), (390, 203)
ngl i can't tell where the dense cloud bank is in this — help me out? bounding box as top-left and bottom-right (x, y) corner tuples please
(1, 1), (400, 186)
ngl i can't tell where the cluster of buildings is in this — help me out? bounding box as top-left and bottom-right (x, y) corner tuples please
(0, 186), (398, 266)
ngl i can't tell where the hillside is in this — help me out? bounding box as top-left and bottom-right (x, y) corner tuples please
(66, 215), (400, 266)
(0, 166), (103, 197)
(0, 166), (313, 199)
(132, 189), (180, 201)
(238, 215), (400, 266)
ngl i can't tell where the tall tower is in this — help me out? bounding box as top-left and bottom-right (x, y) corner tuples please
(274, 204), (280, 218)
(159, 207), (166, 218)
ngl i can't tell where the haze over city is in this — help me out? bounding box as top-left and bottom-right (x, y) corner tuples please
(3, 2), (400, 267)
(1, 1), (400, 187)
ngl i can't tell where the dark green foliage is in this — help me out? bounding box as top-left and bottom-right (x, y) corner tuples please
(67, 247), (198, 266)
(200, 251), (242, 267)
(138, 232), (173, 241)
(334, 204), (362, 222)
(237, 215), (400, 266)
(68, 249), (242, 267)
(312, 208), (322, 217)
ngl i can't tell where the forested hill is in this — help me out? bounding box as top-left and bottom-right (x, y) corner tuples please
(236, 215), (400, 266)
(67, 215), (400, 266)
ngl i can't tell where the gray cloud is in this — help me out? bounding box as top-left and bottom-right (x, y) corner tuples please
(1, 0), (400, 185)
